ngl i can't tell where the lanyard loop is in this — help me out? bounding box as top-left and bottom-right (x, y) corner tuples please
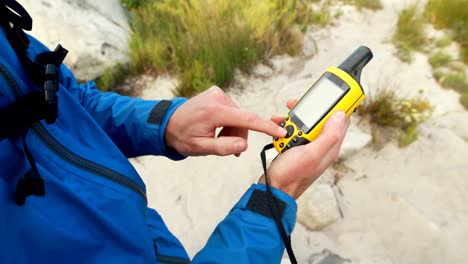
(260, 143), (297, 264)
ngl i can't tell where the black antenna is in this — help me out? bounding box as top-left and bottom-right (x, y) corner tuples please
(338, 46), (373, 83)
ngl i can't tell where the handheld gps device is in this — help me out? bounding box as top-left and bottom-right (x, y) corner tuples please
(273, 46), (373, 153)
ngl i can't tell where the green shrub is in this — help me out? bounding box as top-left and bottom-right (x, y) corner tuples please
(392, 4), (427, 62)
(398, 124), (419, 147)
(100, 0), (321, 96)
(428, 52), (452, 68)
(461, 93), (468, 110)
(96, 64), (130, 94)
(121, 0), (148, 9)
(343, 0), (382, 10)
(441, 71), (468, 93)
(435, 34), (453, 48)
(358, 87), (433, 147)
(425, 0), (468, 63)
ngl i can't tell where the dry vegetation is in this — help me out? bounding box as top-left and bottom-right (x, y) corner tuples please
(98, 0), (384, 96)
(358, 87), (433, 148)
(392, 0), (467, 109)
(99, 0), (324, 97)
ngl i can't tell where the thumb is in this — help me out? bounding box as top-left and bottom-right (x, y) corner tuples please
(197, 137), (248, 156)
(305, 111), (346, 154)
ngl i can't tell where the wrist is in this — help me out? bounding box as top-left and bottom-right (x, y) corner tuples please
(164, 114), (178, 150)
(257, 174), (299, 200)
(158, 97), (188, 160)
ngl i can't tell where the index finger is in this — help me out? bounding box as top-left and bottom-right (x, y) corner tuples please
(216, 106), (287, 138)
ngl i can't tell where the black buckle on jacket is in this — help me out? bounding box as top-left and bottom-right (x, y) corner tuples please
(37, 45), (68, 124)
(43, 64), (59, 124)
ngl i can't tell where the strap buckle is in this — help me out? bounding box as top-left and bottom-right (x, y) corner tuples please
(44, 64), (58, 124)
(35, 44), (68, 124)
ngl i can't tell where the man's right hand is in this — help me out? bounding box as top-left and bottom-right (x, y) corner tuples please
(259, 101), (351, 200)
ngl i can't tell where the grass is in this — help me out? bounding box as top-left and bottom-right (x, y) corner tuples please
(423, 0), (467, 110)
(443, 72), (468, 94)
(305, 0), (334, 27)
(428, 52), (452, 68)
(392, 4), (427, 63)
(461, 93), (468, 109)
(358, 87), (433, 148)
(97, 0), (331, 97)
(343, 0), (382, 10)
(425, 0), (468, 64)
(435, 35), (453, 48)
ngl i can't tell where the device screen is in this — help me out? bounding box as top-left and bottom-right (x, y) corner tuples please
(290, 73), (349, 132)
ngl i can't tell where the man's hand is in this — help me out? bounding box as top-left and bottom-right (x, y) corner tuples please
(259, 100), (351, 200)
(165, 86), (287, 156)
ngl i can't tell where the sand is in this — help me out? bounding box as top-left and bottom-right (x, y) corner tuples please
(133, 0), (468, 263)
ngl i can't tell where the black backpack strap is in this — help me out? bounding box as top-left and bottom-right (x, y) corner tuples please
(1, 0), (68, 205)
(16, 135), (45, 205)
(0, 0), (69, 132)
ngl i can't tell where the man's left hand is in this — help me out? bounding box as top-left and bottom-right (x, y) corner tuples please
(165, 86), (287, 156)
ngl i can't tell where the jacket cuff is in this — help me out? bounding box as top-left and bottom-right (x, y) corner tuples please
(233, 183), (297, 235)
(158, 97), (187, 160)
(144, 97), (188, 160)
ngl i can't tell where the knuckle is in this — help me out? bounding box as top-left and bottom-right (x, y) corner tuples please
(330, 150), (339, 162)
(329, 131), (341, 145)
(213, 143), (228, 155)
(191, 140), (205, 153)
(204, 104), (218, 113)
(209, 86), (225, 99)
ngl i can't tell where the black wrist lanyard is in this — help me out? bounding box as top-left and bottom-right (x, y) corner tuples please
(260, 143), (297, 264)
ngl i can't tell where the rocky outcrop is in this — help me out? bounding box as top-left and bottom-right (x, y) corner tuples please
(20, 0), (130, 81)
(297, 184), (341, 230)
(339, 127), (372, 159)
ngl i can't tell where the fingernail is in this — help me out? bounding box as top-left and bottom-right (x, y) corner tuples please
(334, 111), (346, 127)
(234, 141), (246, 153)
(278, 127), (287, 137)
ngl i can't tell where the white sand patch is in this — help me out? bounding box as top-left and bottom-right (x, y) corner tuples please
(132, 0), (468, 262)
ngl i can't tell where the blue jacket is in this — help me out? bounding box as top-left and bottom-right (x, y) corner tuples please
(0, 27), (297, 263)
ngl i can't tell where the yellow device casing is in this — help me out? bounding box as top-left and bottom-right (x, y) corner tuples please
(273, 67), (366, 154)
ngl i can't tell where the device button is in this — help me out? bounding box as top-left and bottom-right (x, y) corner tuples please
(274, 137), (279, 141)
(298, 131), (303, 136)
(297, 137), (309, 146)
(292, 136), (298, 143)
(280, 121), (286, 127)
(284, 125), (294, 138)
(279, 143), (284, 148)
(285, 116), (290, 121)
(286, 143), (291, 149)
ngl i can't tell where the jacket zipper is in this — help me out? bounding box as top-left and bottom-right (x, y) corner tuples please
(0, 61), (147, 203)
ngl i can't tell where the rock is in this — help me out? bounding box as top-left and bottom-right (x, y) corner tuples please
(21, 0), (130, 81)
(307, 249), (350, 264)
(297, 184), (341, 230)
(353, 257), (394, 264)
(339, 128), (372, 159)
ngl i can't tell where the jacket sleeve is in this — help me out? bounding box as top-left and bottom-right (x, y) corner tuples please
(192, 183), (297, 264)
(58, 64), (187, 159)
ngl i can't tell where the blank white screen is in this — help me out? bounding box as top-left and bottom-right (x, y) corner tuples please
(292, 77), (345, 130)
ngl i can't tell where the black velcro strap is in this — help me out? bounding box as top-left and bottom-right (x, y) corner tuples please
(15, 171), (45, 205)
(0, 92), (49, 140)
(0, 0), (32, 31)
(147, 100), (172, 125)
(261, 143), (297, 264)
(15, 135), (45, 205)
(246, 189), (286, 219)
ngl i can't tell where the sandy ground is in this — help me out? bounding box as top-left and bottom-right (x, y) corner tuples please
(132, 1), (468, 263)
